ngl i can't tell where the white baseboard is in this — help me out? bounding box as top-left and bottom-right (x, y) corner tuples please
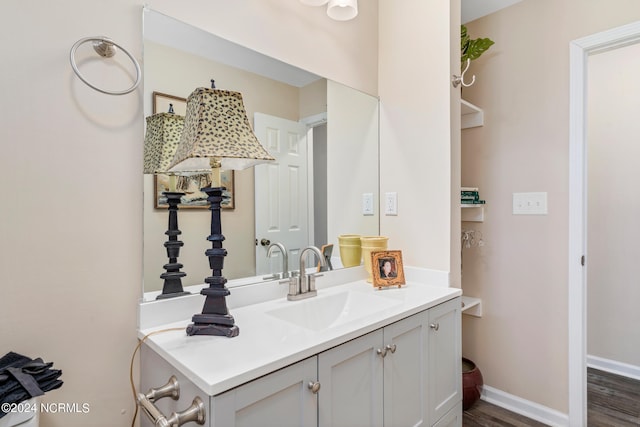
(481, 385), (569, 427)
(587, 354), (640, 381)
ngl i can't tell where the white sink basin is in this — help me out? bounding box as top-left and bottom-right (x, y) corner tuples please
(266, 290), (402, 331)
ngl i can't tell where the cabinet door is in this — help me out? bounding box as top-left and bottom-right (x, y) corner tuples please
(318, 330), (384, 427)
(212, 356), (318, 427)
(428, 297), (462, 425)
(432, 403), (462, 427)
(383, 311), (429, 427)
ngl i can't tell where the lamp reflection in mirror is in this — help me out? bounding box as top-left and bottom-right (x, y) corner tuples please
(168, 87), (275, 337)
(143, 111), (191, 300)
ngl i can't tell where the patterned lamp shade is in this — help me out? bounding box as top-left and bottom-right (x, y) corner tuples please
(143, 113), (185, 174)
(168, 88), (274, 172)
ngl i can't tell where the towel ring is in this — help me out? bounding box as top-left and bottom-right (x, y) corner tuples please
(70, 36), (141, 95)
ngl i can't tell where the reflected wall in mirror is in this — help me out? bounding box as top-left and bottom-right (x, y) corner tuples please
(143, 9), (379, 300)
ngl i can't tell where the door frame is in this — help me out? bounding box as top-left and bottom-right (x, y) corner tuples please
(568, 20), (640, 427)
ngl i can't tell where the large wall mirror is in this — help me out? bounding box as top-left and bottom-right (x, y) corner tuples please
(142, 9), (380, 301)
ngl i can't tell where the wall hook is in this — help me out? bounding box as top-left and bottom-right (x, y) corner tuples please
(452, 58), (476, 88)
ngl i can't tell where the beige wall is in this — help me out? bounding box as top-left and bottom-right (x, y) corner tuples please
(1, 1), (378, 426)
(461, 0), (640, 413)
(587, 42), (640, 368)
(378, 0), (454, 273)
(326, 80), (380, 242)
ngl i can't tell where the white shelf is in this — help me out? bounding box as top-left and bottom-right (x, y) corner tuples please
(461, 296), (482, 317)
(461, 205), (484, 222)
(461, 99), (484, 129)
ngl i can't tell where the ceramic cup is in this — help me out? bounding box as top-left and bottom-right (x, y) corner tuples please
(360, 236), (389, 283)
(338, 234), (362, 267)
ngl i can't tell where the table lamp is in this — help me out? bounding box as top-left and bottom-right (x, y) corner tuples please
(144, 111), (193, 299)
(168, 87), (275, 337)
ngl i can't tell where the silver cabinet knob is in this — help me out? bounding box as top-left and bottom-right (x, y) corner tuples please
(430, 323), (440, 331)
(377, 348), (387, 358)
(385, 344), (397, 354)
(308, 381), (321, 394)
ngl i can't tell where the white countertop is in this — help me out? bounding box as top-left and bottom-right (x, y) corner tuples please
(139, 270), (461, 396)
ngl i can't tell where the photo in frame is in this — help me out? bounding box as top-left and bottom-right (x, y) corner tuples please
(152, 91), (187, 115)
(154, 171), (235, 209)
(371, 250), (406, 289)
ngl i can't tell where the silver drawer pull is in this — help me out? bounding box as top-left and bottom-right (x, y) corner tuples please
(166, 397), (206, 426)
(430, 323), (440, 331)
(138, 376), (205, 427)
(385, 344), (397, 354)
(377, 348), (387, 358)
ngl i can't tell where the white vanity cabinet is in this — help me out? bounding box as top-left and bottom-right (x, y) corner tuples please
(139, 286), (461, 427)
(318, 297), (461, 427)
(213, 357), (318, 427)
(427, 298), (462, 424)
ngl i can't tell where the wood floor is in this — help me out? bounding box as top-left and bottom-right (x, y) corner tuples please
(462, 368), (640, 426)
(587, 368), (640, 426)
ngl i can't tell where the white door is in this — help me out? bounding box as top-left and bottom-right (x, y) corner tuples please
(254, 113), (310, 276)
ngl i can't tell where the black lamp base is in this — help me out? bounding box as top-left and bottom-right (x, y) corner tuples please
(157, 192), (190, 300)
(186, 187), (239, 337)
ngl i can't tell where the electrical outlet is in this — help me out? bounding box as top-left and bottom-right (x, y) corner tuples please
(362, 193), (374, 215)
(385, 192), (398, 216)
(513, 192), (548, 215)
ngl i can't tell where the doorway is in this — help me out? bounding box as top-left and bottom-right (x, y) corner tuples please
(568, 20), (640, 427)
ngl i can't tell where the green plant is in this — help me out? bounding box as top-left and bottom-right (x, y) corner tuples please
(461, 25), (494, 68)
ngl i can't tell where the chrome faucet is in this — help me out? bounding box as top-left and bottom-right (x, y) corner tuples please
(281, 246), (327, 300)
(265, 242), (289, 280)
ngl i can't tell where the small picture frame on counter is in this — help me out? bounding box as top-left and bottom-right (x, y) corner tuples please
(371, 250), (405, 289)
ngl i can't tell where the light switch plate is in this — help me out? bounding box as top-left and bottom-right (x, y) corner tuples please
(385, 192), (398, 216)
(362, 193), (374, 215)
(513, 192), (548, 215)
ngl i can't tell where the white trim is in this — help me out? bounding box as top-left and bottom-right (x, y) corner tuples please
(568, 20), (640, 427)
(300, 112), (327, 127)
(587, 355), (640, 381)
(481, 385), (569, 427)
(307, 127), (315, 247)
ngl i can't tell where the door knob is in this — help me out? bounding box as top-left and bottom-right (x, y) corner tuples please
(260, 238), (271, 246)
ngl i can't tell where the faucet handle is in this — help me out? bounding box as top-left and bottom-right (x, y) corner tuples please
(308, 273), (323, 292)
(279, 277), (298, 297)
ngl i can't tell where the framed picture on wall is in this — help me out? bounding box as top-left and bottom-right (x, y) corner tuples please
(152, 91), (187, 115)
(371, 250), (406, 289)
(154, 171), (235, 210)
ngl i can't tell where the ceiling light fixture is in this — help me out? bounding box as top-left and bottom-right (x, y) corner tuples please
(327, 0), (358, 21)
(300, 0), (358, 21)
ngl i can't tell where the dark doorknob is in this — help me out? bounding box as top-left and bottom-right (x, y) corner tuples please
(260, 238), (271, 247)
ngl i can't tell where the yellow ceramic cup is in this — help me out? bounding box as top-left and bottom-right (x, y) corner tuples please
(360, 236), (389, 283)
(338, 234), (362, 267)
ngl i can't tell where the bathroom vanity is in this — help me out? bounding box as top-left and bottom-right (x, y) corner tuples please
(138, 267), (462, 427)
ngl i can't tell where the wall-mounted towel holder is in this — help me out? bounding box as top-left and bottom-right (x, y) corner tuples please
(69, 36), (141, 95)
